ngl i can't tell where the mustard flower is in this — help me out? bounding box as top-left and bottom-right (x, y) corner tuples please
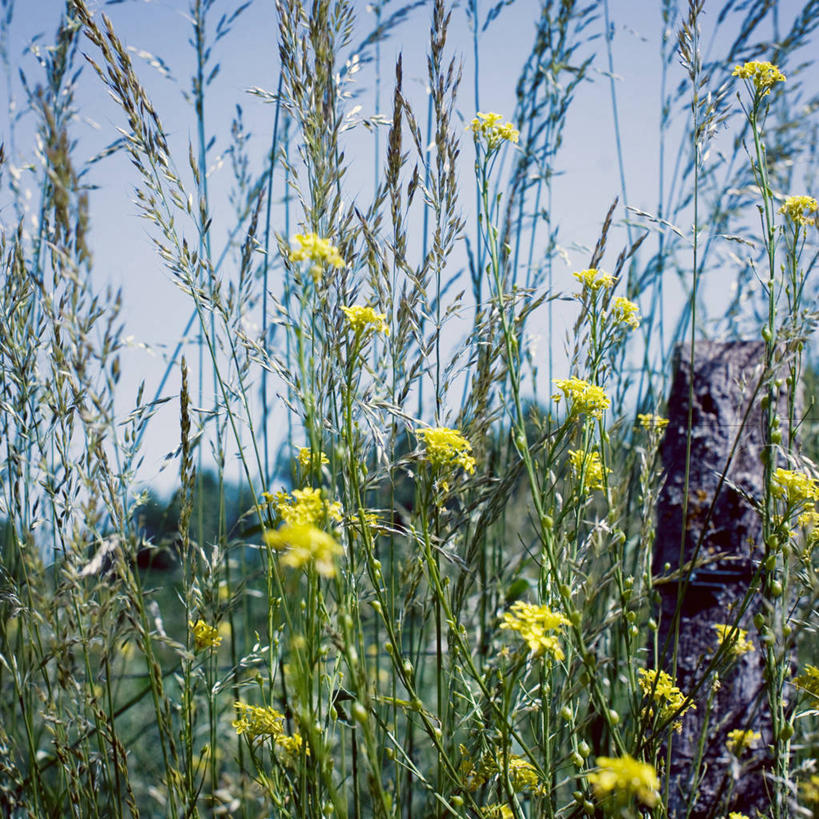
(771, 468), (819, 505)
(297, 447), (329, 469)
(713, 623), (755, 659)
(732, 60), (785, 96)
(779, 194), (818, 227)
(726, 729), (761, 757)
(573, 268), (615, 291)
(289, 232), (345, 282)
(417, 427), (476, 475)
(189, 619), (222, 650)
(233, 702), (304, 758)
(552, 377), (610, 419)
(264, 523), (343, 577)
(610, 296), (641, 329)
(340, 304), (390, 337)
(794, 665), (819, 700)
(801, 774), (819, 807)
(728, 813), (750, 819)
(468, 111), (519, 152)
(569, 449), (609, 492)
(480, 806), (513, 819)
(267, 486), (342, 527)
(500, 600), (570, 661)
(588, 754), (659, 808)
(637, 413), (669, 431)
(638, 668), (695, 732)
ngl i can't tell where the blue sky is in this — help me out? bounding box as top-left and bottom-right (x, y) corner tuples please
(2, 0), (817, 492)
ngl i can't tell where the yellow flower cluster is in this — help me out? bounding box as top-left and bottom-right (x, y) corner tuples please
(569, 449), (609, 492)
(189, 619), (222, 651)
(480, 806), (513, 819)
(268, 486), (343, 527)
(417, 427), (476, 475)
(552, 377), (610, 419)
(728, 813), (750, 819)
(297, 447), (329, 469)
(611, 296), (640, 329)
(801, 774), (819, 807)
(637, 413), (669, 431)
(340, 305), (390, 337)
(732, 60), (785, 96)
(713, 623), (755, 659)
(779, 194), (818, 227)
(460, 747), (544, 797)
(233, 702), (304, 757)
(500, 600), (570, 661)
(264, 524), (343, 577)
(771, 468), (819, 505)
(726, 729), (760, 757)
(588, 754), (659, 808)
(573, 268), (615, 291)
(794, 665), (819, 700)
(289, 232), (345, 282)
(468, 111), (519, 151)
(638, 668), (695, 732)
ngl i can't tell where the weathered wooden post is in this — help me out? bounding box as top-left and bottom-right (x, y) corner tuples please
(654, 341), (772, 817)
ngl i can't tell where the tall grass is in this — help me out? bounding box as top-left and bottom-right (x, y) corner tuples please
(1, 0), (818, 817)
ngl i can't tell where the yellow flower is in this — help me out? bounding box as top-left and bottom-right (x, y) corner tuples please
(264, 524), (343, 577)
(801, 774), (819, 807)
(588, 754), (659, 808)
(573, 268), (615, 291)
(340, 304), (390, 337)
(794, 665), (819, 700)
(189, 619), (222, 650)
(732, 60), (785, 96)
(552, 377), (610, 419)
(569, 449), (609, 492)
(611, 296), (640, 329)
(500, 600), (570, 661)
(468, 111), (519, 151)
(637, 413), (669, 431)
(713, 623), (755, 659)
(771, 468), (819, 505)
(779, 194), (818, 226)
(297, 447), (329, 469)
(480, 806), (513, 819)
(289, 232), (345, 282)
(728, 813), (750, 819)
(267, 486), (343, 527)
(638, 668), (695, 732)
(726, 729), (761, 757)
(417, 427), (476, 475)
(233, 702), (304, 760)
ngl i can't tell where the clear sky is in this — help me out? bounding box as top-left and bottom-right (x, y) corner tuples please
(2, 0), (817, 492)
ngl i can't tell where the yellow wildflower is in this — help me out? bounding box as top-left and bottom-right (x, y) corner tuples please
(772, 468), (819, 505)
(569, 449), (609, 492)
(297, 447), (329, 469)
(637, 413), (669, 431)
(732, 60), (785, 96)
(588, 754), (659, 808)
(233, 702), (304, 759)
(638, 668), (695, 732)
(713, 623), (755, 659)
(480, 806), (513, 819)
(417, 427), (476, 475)
(794, 665), (819, 700)
(264, 524), (343, 577)
(779, 194), (818, 227)
(289, 232), (345, 282)
(801, 774), (819, 806)
(552, 377), (610, 419)
(573, 268), (615, 291)
(611, 296), (640, 329)
(727, 813), (750, 819)
(500, 600), (570, 661)
(468, 111), (519, 152)
(267, 486), (342, 527)
(189, 619), (222, 650)
(726, 729), (760, 757)
(340, 304), (390, 337)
